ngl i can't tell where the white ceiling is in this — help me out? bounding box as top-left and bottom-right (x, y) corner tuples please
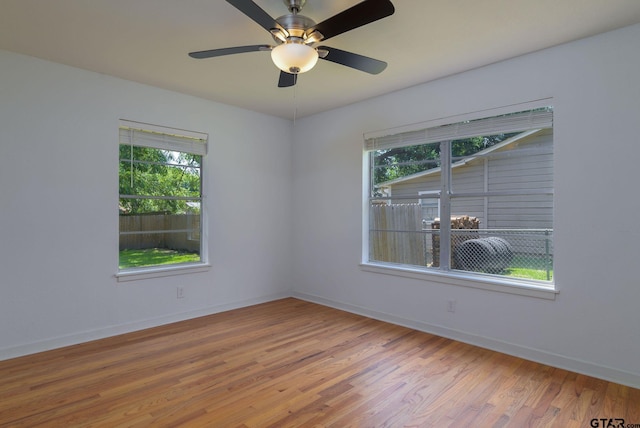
(2, 0), (640, 119)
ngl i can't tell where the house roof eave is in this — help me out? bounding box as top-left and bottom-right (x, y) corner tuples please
(375, 129), (544, 189)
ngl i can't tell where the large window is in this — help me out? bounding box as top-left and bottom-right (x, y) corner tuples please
(118, 120), (207, 273)
(364, 105), (554, 289)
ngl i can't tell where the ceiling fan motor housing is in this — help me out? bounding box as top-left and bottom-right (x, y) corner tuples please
(274, 13), (316, 42)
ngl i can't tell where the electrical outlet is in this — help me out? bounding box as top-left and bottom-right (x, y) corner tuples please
(447, 300), (456, 313)
(177, 287), (185, 299)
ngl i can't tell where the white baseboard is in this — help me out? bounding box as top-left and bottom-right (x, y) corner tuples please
(292, 291), (640, 390)
(0, 292), (290, 361)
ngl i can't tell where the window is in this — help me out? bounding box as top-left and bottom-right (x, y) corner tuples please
(118, 120), (207, 274)
(364, 104), (554, 291)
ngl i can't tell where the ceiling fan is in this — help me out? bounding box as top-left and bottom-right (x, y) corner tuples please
(189, 0), (395, 87)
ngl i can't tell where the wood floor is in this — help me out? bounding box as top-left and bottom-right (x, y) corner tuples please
(1, 298), (638, 427)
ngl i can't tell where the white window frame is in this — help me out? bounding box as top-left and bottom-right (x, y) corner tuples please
(361, 100), (558, 299)
(116, 120), (210, 282)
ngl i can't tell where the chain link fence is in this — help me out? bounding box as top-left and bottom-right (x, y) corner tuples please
(369, 203), (553, 281)
(451, 229), (553, 281)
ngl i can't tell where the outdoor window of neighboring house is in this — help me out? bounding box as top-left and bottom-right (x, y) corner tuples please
(118, 120), (208, 277)
(364, 103), (555, 294)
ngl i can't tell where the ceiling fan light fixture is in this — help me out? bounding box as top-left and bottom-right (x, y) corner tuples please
(271, 42), (318, 74)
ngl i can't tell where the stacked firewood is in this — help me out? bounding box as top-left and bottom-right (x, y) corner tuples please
(431, 216), (480, 267)
(451, 215), (480, 229)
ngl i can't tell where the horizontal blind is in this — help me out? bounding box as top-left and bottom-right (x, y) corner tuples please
(365, 108), (553, 152)
(119, 121), (207, 155)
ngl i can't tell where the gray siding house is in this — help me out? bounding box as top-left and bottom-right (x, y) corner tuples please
(377, 128), (553, 231)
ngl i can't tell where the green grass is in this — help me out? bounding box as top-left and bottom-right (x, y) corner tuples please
(119, 248), (200, 269)
(504, 254), (553, 281)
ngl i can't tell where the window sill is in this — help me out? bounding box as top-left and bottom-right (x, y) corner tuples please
(116, 263), (211, 283)
(360, 262), (558, 300)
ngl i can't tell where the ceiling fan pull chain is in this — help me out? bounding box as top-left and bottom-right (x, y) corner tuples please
(293, 83), (298, 127)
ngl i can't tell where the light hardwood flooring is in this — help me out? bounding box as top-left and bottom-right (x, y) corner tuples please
(1, 298), (638, 427)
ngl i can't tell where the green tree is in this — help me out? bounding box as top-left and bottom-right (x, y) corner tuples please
(373, 133), (518, 188)
(119, 146), (201, 215)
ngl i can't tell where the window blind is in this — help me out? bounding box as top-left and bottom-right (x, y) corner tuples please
(119, 120), (208, 155)
(364, 107), (553, 152)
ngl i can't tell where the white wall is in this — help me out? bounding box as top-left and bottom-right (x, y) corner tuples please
(0, 50), (293, 358)
(291, 24), (640, 387)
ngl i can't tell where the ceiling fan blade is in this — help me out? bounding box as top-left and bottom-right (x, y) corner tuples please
(308, 0), (395, 42)
(189, 45), (271, 59)
(278, 71), (297, 88)
(226, 0), (286, 35)
(318, 46), (387, 74)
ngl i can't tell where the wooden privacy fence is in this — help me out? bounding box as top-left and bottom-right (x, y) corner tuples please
(369, 203), (427, 265)
(119, 214), (200, 252)
(370, 206), (482, 267)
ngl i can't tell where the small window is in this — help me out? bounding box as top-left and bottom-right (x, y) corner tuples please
(365, 106), (554, 287)
(118, 120), (207, 272)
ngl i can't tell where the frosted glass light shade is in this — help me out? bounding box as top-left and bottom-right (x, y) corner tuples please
(271, 43), (318, 74)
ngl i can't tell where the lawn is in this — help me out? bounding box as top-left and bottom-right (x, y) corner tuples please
(450, 253), (553, 281)
(119, 248), (200, 269)
(504, 254), (553, 281)
(119, 248), (552, 282)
